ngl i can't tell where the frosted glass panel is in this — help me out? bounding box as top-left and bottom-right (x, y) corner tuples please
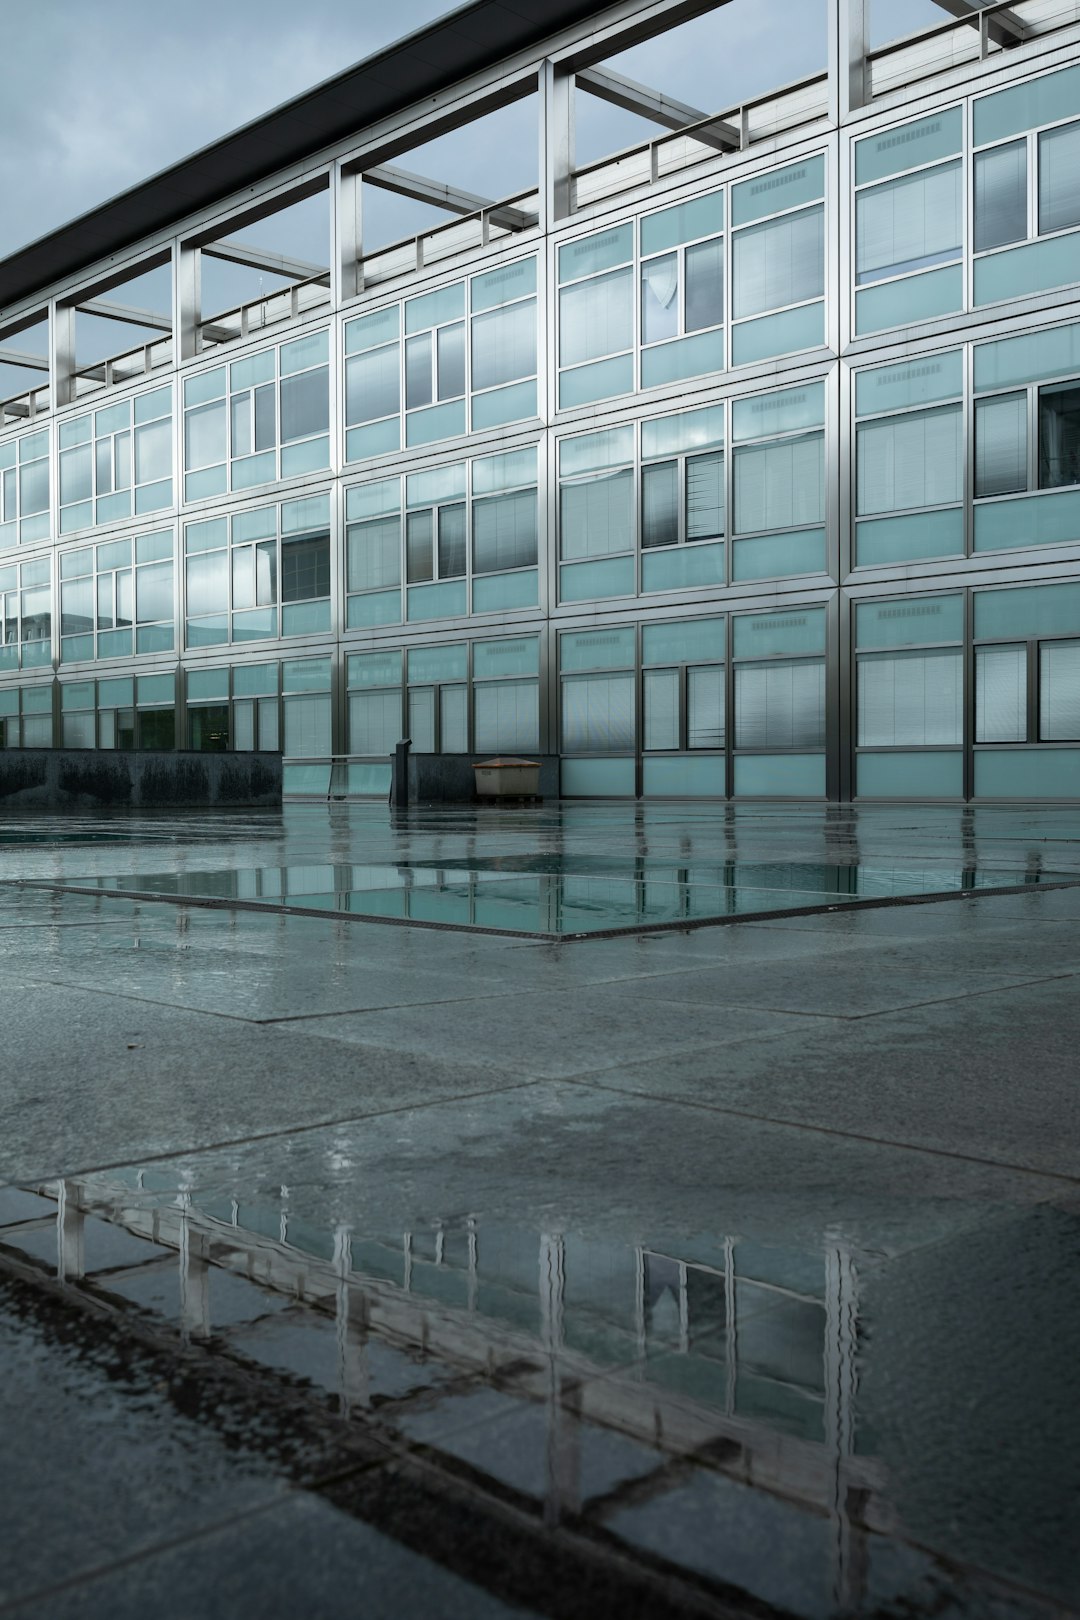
(856, 163), (961, 283)
(857, 405), (961, 514)
(974, 489), (1080, 553)
(561, 471), (632, 559)
(641, 543), (724, 594)
(474, 680), (539, 754)
(733, 753), (825, 797)
(856, 509), (963, 565)
(1040, 640), (1080, 739)
(975, 62), (1080, 145)
(974, 233), (1080, 306)
(855, 266), (962, 334)
(348, 689), (401, 755)
(858, 651), (962, 746)
(732, 156), (824, 224)
(733, 207), (823, 317)
(562, 673), (635, 752)
(974, 580), (1080, 640)
(559, 556), (635, 602)
(975, 321), (1080, 390)
(856, 108), (962, 185)
(731, 303), (824, 366)
(472, 570), (538, 613)
(735, 434), (823, 533)
(976, 645), (1027, 742)
(735, 660), (825, 749)
(561, 757), (636, 796)
(733, 529), (825, 580)
(974, 748), (1080, 797)
(559, 355), (634, 408)
(642, 756), (725, 797)
(559, 269), (632, 366)
(641, 329), (724, 389)
(858, 750), (963, 798)
(856, 594), (963, 648)
(856, 351), (962, 415)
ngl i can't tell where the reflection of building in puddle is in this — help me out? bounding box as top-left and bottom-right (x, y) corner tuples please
(0, 1173), (908, 1617)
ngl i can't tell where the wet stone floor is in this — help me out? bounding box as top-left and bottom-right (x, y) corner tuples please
(1, 801), (1079, 1618)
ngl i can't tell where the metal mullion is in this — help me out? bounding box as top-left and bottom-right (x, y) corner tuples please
(963, 341), (974, 560)
(1028, 636), (1039, 745)
(1028, 382), (1039, 493)
(1028, 129), (1039, 241)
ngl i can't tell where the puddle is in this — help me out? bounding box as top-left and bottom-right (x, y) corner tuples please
(36, 857), (1080, 937)
(0, 1156), (1074, 1619)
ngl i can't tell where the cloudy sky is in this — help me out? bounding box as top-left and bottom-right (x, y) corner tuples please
(1, 0), (946, 263)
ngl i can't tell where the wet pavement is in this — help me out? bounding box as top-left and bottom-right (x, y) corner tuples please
(1, 802), (1079, 1617)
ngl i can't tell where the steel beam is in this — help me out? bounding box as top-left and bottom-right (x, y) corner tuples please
(575, 65), (740, 150)
(930, 0), (1026, 46)
(201, 239), (331, 283)
(363, 164), (533, 231)
(77, 299), (173, 333)
(0, 347), (48, 371)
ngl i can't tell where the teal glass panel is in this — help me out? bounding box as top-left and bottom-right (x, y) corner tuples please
(642, 405), (724, 460)
(22, 641), (50, 668)
(733, 382), (825, 442)
(345, 307), (400, 354)
(184, 466), (227, 503)
(473, 637), (539, 679)
(642, 618), (723, 666)
(561, 627), (635, 672)
(137, 674), (173, 704)
(406, 580), (467, 621)
(348, 650), (401, 687)
(232, 507), (276, 544)
(733, 528), (825, 580)
(0, 523), (16, 552)
(281, 600), (330, 636)
(856, 594), (963, 649)
(282, 493), (330, 535)
(560, 426), (633, 477)
(857, 750), (963, 798)
(230, 350), (275, 391)
(96, 630), (131, 660)
(282, 656), (331, 693)
(856, 508), (964, 565)
(560, 757), (635, 796)
(185, 368), (226, 407)
(855, 266), (962, 335)
(60, 501), (92, 533)
(186, 616), (228, 648)
(642, 755), (725, 797)
(187, 668), (229, 702)
(232, 664), (277, 698)
(346, 420), (400, 461)
(136, 626), (173, 654)
(406, 461), (466, 506)
(186, 518), (227, 554)
(408, 643), (468, 683)
(974, 489), (1080, 553)
(60, 680), (94, 710)
(0, 688), (17, 714)
(471, 379), (536, 429)
(734, 607), (826, 659)
(97, 538), (130, 570)
(472, 257), (536, 312)
(0, 646), (18, 671)
(558, 224), (633, 282)
(405, 400), (466, 447)
(732, 156), (825, 225)
(732, 303), (823, 366)
(559, 556), (635, 602)
(642, 192), (723, 255)
(734, 753), (825, 797)
(283, 763), (332, 795)
(281, 438), (329, 478)
(974, 581), (1080, 641)
(96, 492), (130, 525)
(134, 480), (171, 515)
(473, 448), (536, 494)
(346, 478), (399, 520)
(280, 331), (328, 375)
(473, 569), (538, 613)
(856, 108), (962, 186)
(94, 402), (128, 436)
(347, 590), (400, 627)
(405, 283), (465, 334)
(137, 531), (175, 563)
(59, 416), (91, 449)
(856, 351), (963, 416)
(60, 635), (94, 663)
(641, 329), (724, 389)
(21, 514), (50, 544)
(559, 355), (633, 408)
(975, 747), (1080, 798)
(21, 684), (52, 713)
(98, 676), (133, 705)
(974, 233), (1080, 307)
(641, 542), (724, 594)
(232, 451), (276, 490)
(975, 62), (1080, 146)
(975, 321), (1080, 391)
(346, 762), (392, 796)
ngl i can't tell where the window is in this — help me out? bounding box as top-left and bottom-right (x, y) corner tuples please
(67, 673), (177, 751)
(973, 325), (1080, 520)
(853, 109), (964, 335)
(406, 462), (467, 585)
(854, 350), (964, 568)
(473, 636), (539, 755)
(732, 608), (827, 754)
(0, 556), (51, 671)
(183, 333), (329, 501)
(282, 655), (331, 758)
(59, 386), (172, 534)
(855, 596), (964, 752)
(347, 651), (402, 757)
(558, 226), (634, 408)
(0, 429), (49, 549)
(407, 643), (468, 753)
(0, 682), (52, 748)
(641, 619), (725, 752)
(559, 426), (634, 604)
(641, 407), (724, 550)
(346, 478), (401, 629)
(185, 495), (330, 648)
(560, 628), (636, 754)
(471, 450), (537, 575)
(732, 384), (826, 581)
(974, 583), (1080, 745)
(639, 190), (724, 386)
(731, 157), (825, 362)
(344, 259), (538, 461)
(59, 530), (173, 663)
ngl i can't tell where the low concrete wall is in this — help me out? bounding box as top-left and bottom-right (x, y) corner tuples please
(403, 753), (559, 804)
(0, 749), (282, 809)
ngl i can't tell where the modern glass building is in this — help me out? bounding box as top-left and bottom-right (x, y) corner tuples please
(3, 0), (1080, 801)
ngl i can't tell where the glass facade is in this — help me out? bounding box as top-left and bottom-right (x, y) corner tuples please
(4, 8), (1080, 800)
